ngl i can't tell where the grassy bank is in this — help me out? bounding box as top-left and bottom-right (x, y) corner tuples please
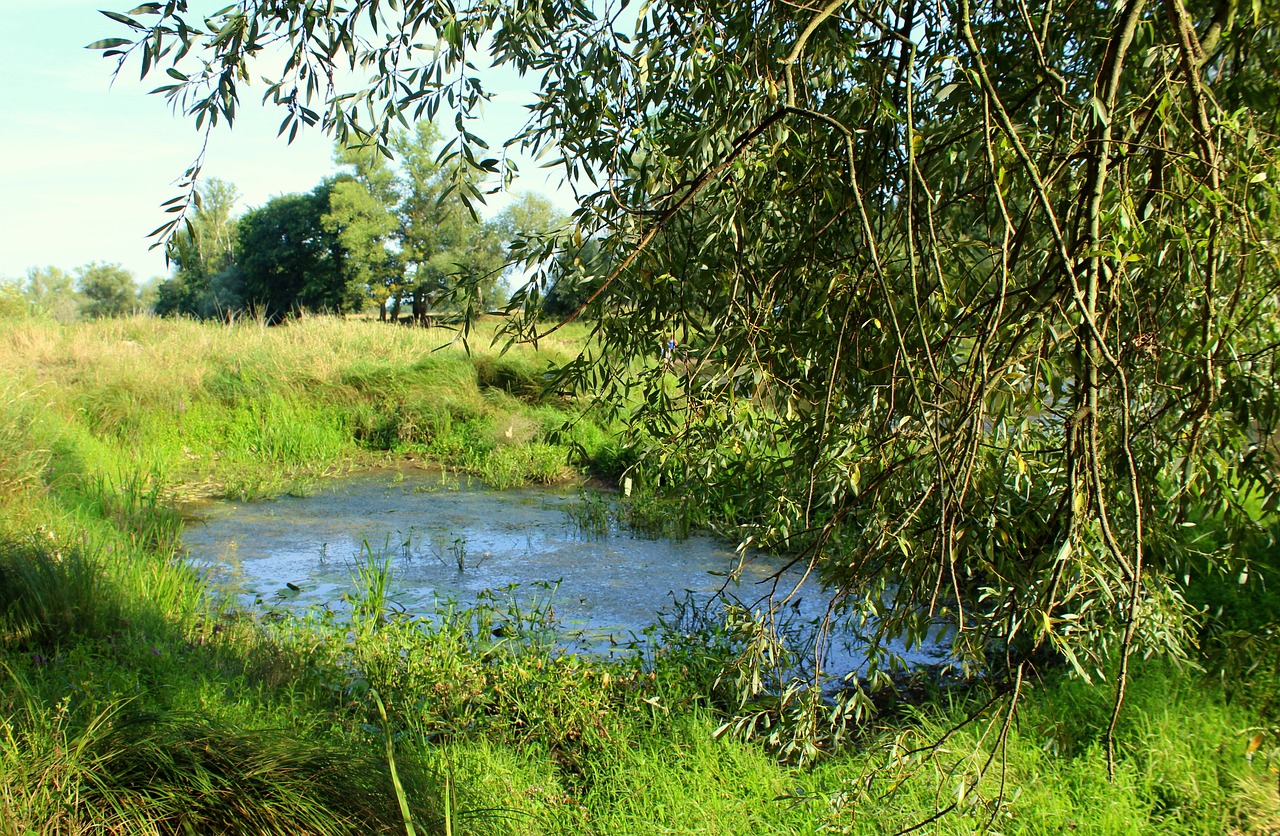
(1, 314), (1277, 834)
(0, 314), (618, 500)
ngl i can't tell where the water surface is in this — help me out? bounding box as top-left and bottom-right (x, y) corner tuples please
(181, 469), (944, 670)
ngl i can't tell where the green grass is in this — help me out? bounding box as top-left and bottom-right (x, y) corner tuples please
(0, 313), (1276, 834)
(0, 314), (613, 500)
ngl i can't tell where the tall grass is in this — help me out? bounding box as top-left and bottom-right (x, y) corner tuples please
(0, 384), (50, 501)
(0, 314), (612, 500)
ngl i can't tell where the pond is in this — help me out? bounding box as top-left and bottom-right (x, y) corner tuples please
(180, 468), (945, 674)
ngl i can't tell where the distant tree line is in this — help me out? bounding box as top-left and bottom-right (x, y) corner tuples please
(2, 119), (607, 326)
(154, 121), (573, 324)
(0, 263), (154, 322)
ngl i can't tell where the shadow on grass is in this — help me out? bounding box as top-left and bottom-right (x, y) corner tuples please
(0, 529), (450, 834)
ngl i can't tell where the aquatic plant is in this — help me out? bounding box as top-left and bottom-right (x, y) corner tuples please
(347, 542), (394, 635)
(564, 490), (612, 540)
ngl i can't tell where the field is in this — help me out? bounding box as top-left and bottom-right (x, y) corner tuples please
(1, 314), (1277, 834)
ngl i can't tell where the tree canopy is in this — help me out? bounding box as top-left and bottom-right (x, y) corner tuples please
(78, 262), (139, 319)
(157, 177), (241, 318)
(151, 125), (545, 321)
(99, 0), (1280, 763)
(237, 183), (364, 321)
(21, 266), (78, 322)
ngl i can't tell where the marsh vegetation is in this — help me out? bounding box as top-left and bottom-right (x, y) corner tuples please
(0, 314), (1276, 833)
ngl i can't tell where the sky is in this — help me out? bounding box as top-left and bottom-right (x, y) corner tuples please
(0, 2), (575, 283)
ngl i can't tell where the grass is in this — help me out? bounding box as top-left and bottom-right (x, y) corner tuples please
(0, 312), (1277, 833)
(0, 313), (609, 501)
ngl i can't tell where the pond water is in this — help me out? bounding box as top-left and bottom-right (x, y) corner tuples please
(180, 468), (945, 673)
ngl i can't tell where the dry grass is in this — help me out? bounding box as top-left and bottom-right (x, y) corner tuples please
(0, 313), (572, 393)
(1232, 772), (1280, 834)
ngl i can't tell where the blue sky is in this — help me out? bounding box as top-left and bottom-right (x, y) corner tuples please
(0, 2), (572, 282)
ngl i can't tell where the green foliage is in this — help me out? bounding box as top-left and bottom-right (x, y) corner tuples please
(237, 184), (364, 321)
(492, 193), (565, 243)
(44, 0), (1280, 800)
(77, 262), (138, 319)
(393, 123), (510, 316)
(1, 315), (1279, 831)
(110, 0), (1280, 674)
(111, 0), (1280, 740)
(157, 177), (241, 318)
(0, 280), (25, 319)
(17, 265), (78, 321)
(323, 176), (399, 308)
(534, 237), (611, 319)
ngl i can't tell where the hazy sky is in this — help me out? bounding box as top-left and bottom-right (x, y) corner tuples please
(0, 2), (574, 282)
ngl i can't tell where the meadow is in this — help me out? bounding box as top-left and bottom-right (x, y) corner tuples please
(0, 314), (1276, 834)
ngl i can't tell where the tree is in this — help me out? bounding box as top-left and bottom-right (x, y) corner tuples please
(21, 266), (78, 322)
(334, 138), (399, 206)
(324, 141), (400, 318)
(322, 176), (399, 314)
(157, 177), (242, 318)
(237, 183), (363, 322)
(493, 193), (563, 300)
(320, 123), (518, 322)
(391, 122), (507, 319)
(531, 237), (610, 319)
(492, 193), (565, 243)
(101, 0), (1280, 766)
(78, 262), (138, 319)
(0, 280), (25, 319)
(136, 275), (165, 313)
